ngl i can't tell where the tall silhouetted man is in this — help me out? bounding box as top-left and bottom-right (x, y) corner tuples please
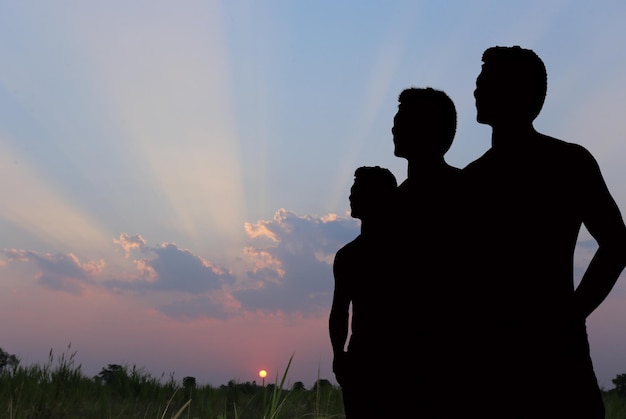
(392, 87), (464, 417)
(329, 165), (398, 419)
(463, 45), (626, 418)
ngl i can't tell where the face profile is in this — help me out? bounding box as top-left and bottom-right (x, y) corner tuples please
(474, 66), (499, 125)
(348, 180), (365, 219)
(391, 111), (410, 158)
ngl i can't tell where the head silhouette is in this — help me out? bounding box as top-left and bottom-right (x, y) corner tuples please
(349, 166), (397, 221)
(475, 45), (547, 126)
(392, 87), (457, 162)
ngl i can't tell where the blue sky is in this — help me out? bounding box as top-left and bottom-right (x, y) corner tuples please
(1, 1), (626, 390)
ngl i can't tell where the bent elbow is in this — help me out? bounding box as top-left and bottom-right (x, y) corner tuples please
(607, 228), (626, 265)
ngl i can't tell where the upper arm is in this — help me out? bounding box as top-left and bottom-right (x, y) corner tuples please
(331, 250), (352, 310)
(578, 149), (626, 247)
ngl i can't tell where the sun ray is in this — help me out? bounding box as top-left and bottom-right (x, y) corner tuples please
(72, 3), (247, 254)
(0, 138), (112, 255)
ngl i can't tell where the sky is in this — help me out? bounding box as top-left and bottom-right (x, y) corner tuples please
(1, 1), (626, 390)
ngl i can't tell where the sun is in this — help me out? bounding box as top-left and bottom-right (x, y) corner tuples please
(259, 369), (267, 379)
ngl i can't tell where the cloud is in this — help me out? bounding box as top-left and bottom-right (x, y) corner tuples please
(0, 248), (104, 295)
(108, 234), (235, 294)
(236, 209), (359, 316)
(0, 211), (360, 320)
(114, 233), (147, 258)
(108, 212), (359, 318)
(158, 292), (242, 321)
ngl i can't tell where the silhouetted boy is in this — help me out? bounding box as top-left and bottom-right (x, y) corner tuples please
(463, 45), (626, 418)
(329, 165), (398, 419)
(391, 87), (463, 418)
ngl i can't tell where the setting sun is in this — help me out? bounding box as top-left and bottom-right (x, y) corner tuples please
(259, 369), (267, 379)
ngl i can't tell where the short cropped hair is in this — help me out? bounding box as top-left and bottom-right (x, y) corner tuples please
(481, 46), (548, 121)
(354, 166), (397, 193)
(397, 87), (457, 155)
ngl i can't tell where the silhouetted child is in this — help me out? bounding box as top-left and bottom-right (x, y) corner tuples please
(329, 165), (398, 419)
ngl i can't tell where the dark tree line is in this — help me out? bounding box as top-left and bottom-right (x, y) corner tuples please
(0, 348), (19, 372)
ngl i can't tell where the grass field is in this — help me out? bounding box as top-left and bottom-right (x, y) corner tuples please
(0, 346), (345, 419)
(1, 346), (625, 418)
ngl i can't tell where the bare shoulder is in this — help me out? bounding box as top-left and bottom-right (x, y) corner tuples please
(539, 133), (594, 159)
(333, 236), (363, 265)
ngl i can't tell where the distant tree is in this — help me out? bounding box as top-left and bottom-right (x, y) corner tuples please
(292, 381), (305, 391)
(0, 348), (19, 372)
(312, 379), (332, 391)
(183, 376), (197, 390)
(613, 373), (626, 397)
(94, 364), (127, 385)
(182, 375), (197, 399)
(241, 381), (257, 394)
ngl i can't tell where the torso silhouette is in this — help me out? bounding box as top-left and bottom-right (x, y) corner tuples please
(392, 165), (466, 418)
(395, 165), (462, 334)
(462, 132), (619, 418)
(331, 223), (401, 419)
(334, 230), (397, 355)
(464, 133), (609, 330)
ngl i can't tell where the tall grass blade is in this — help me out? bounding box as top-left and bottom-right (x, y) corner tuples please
(262, 352), (294, 419)
(160, 387), (179, 419)
(171, 398), (191, 419)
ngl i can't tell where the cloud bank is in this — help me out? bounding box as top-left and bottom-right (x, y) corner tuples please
(1, 209), (359, 320)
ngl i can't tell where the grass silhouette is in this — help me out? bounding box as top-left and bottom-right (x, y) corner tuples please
(2, 344), (625, 418)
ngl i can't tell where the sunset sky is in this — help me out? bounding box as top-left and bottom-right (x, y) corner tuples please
(2, 1), (626, 390)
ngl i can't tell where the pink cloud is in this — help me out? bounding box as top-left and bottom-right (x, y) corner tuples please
(114, 233), (147, 258)
(0, 210), (359, 320)
(1, 249), (104, 295)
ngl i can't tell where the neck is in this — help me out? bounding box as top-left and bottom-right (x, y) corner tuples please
(360, 219), (387, 236)
(407, 157), (450, 179)
(490, 121), (537, 150)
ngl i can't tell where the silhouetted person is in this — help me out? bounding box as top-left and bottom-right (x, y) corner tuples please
(463, 45), (626, 418)
(391, 87), (464, 418)
(329, 165), (398, 419)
